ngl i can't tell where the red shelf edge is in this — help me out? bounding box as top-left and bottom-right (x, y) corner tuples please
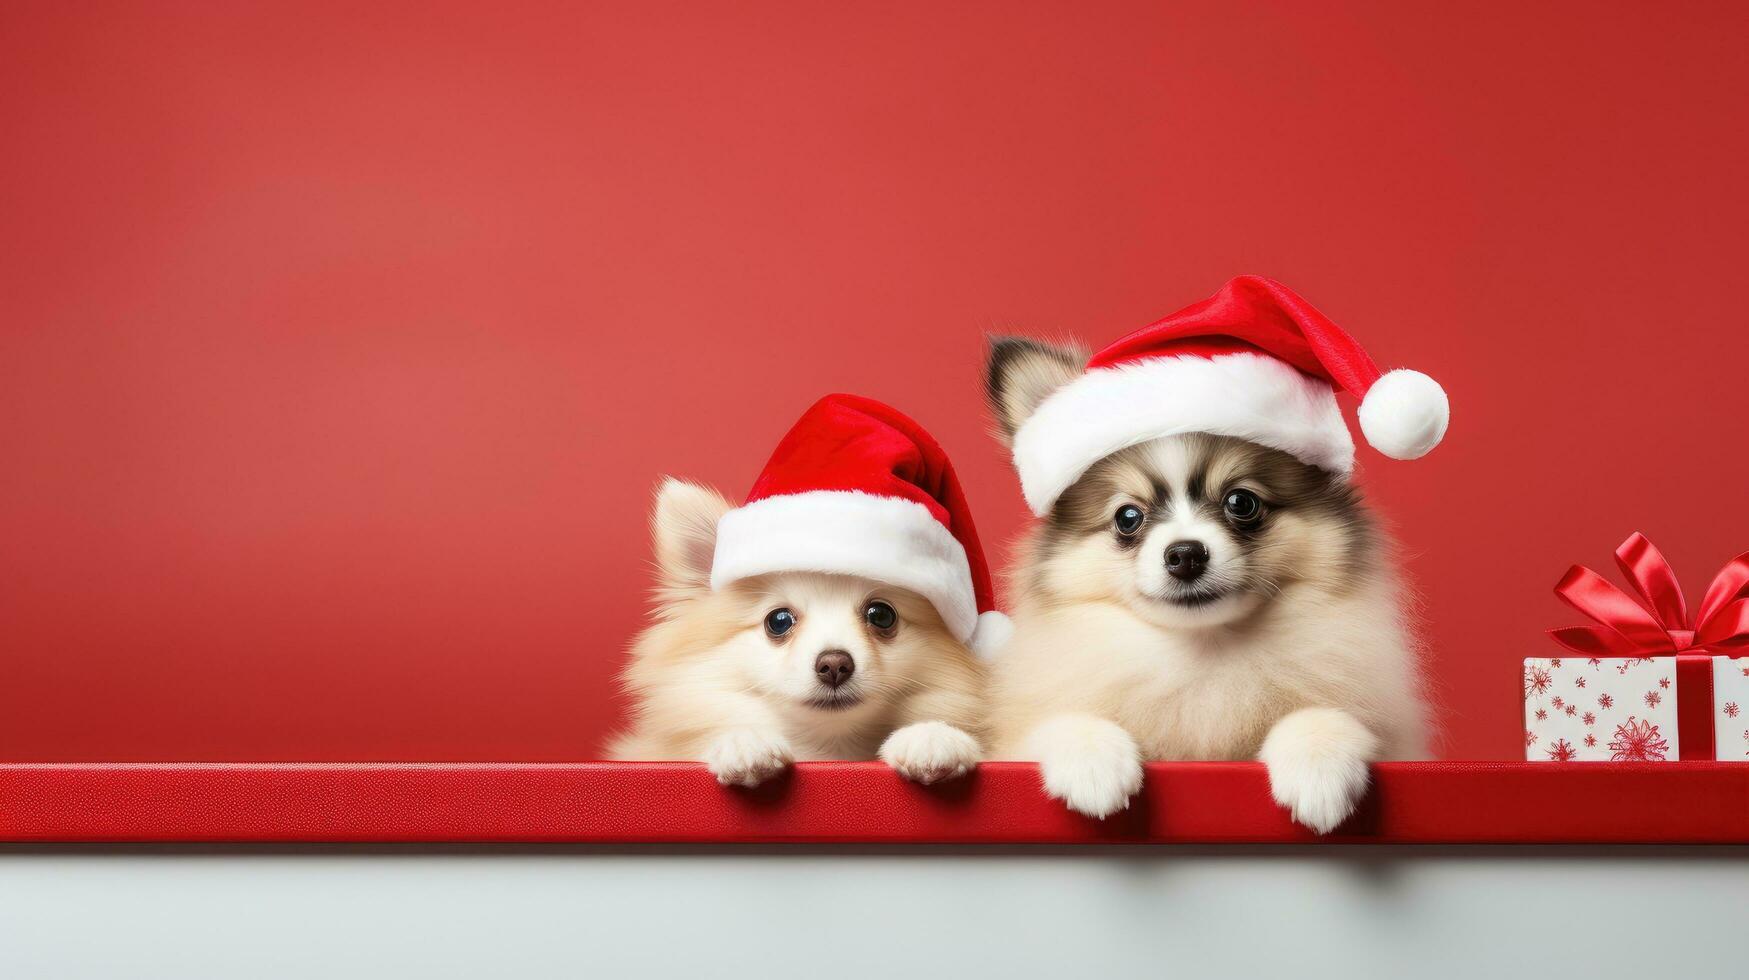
(2, 761), (1745, 844)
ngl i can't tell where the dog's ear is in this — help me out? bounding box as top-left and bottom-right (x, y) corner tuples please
(651, 478), (732, 595)
(984, 336), (1084, 446)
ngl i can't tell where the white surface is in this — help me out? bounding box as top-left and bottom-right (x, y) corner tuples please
(2, 846), (1745, 978)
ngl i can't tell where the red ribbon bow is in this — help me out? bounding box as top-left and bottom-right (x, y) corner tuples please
(1549, 533), (1749, 761)
(1550, 533), (1749, 657)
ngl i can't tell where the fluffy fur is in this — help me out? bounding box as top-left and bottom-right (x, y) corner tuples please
(608, 479), (985, 786)
(984, 338), (1429, 832)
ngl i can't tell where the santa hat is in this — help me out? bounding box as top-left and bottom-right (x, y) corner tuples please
(711, 393), (1012, 657)
(1013, 275), (1450, 516)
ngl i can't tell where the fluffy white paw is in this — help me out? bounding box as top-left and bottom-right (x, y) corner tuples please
(879, 722), (980, 784)
(1026, 715), (1143, 819)
(1260, 708), (1378, 835)
(703, 729), (793, 788)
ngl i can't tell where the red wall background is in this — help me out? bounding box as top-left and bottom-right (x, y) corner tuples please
(4, 1), (1747, 762)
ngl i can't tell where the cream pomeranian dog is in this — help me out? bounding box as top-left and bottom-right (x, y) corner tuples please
(609, 394), (1010, 787)
(981, 276), (1448, 832)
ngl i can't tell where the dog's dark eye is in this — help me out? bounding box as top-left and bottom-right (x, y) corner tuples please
(1223, 489), (1263, 524)
(864, 600), (897, 633)
(1113, 504), (1145, 536)
(764, 608), (796, 638)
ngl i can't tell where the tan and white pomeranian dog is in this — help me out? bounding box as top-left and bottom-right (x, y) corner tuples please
(608, 479), (984, 785)
(981, 277), (1448, 832)
(609, 394), (1007, 787)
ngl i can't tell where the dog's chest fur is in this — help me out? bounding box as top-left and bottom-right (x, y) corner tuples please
(991, 579), (1424, 760)
(774, 703), (896, 761)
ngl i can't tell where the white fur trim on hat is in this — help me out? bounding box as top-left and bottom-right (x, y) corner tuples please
(1357, 369), (1448, 460)
(1010, 352), (1354, 516)
(710, 490), (980, 644)
(967, 610), (1013, 660)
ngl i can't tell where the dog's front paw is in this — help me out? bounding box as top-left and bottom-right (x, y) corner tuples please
(1026, 715), (1143, 819)
(880, 721), (980, 785)
(703, 729), (793, 787)
(1260, 708), (1378, 835)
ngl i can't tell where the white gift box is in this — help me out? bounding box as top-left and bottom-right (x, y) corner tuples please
(1716, 656), (1749, 761)
(1523, 657), (1680, 761)
(1525, 656), (1747, 761)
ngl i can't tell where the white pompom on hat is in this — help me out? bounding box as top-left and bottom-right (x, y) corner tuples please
(1012, 276), (1449, 516)
(1356, 368), (1449, 461)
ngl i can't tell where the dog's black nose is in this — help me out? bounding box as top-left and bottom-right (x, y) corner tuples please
(1165, 540), (1210, 582)
(815, 650), (855, 688)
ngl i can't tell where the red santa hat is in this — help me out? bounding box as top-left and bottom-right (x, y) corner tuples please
(711, 393), (1012, 657)
(1013, 275), (1450, 516)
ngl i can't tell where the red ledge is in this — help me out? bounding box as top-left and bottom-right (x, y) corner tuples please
(1, 762), (1745, 844)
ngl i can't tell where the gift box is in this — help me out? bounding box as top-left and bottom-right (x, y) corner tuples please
(1524, 533), (1749, 762)
(1717, 655), (1749, 761)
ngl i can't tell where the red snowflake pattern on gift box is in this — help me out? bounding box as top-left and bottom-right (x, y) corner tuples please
(1546, 738), (1577, 762)
(1658, 677), (1670, 689)
(1644, 691), (1662, 709)
(1584, 733), (1598, 748)
(1552, 695), (1565, 710)
(1615, 658), (1652, 674)
(1525, 729), (1538, 748)
(1575, 676), (1587, 689)
(1608, 716), (1669, 762)
(1726, 702), (1741, 719)
(1565, 704), (1577, 716)
(1535, 708), (1548, 721)
(1550, 658), (1563, 668)
(1582, 711), (1596, 726)
(1598, 693), (1614, 709)
(1524, 665), (1553, 700)
(1588, 658), (1602, 668)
